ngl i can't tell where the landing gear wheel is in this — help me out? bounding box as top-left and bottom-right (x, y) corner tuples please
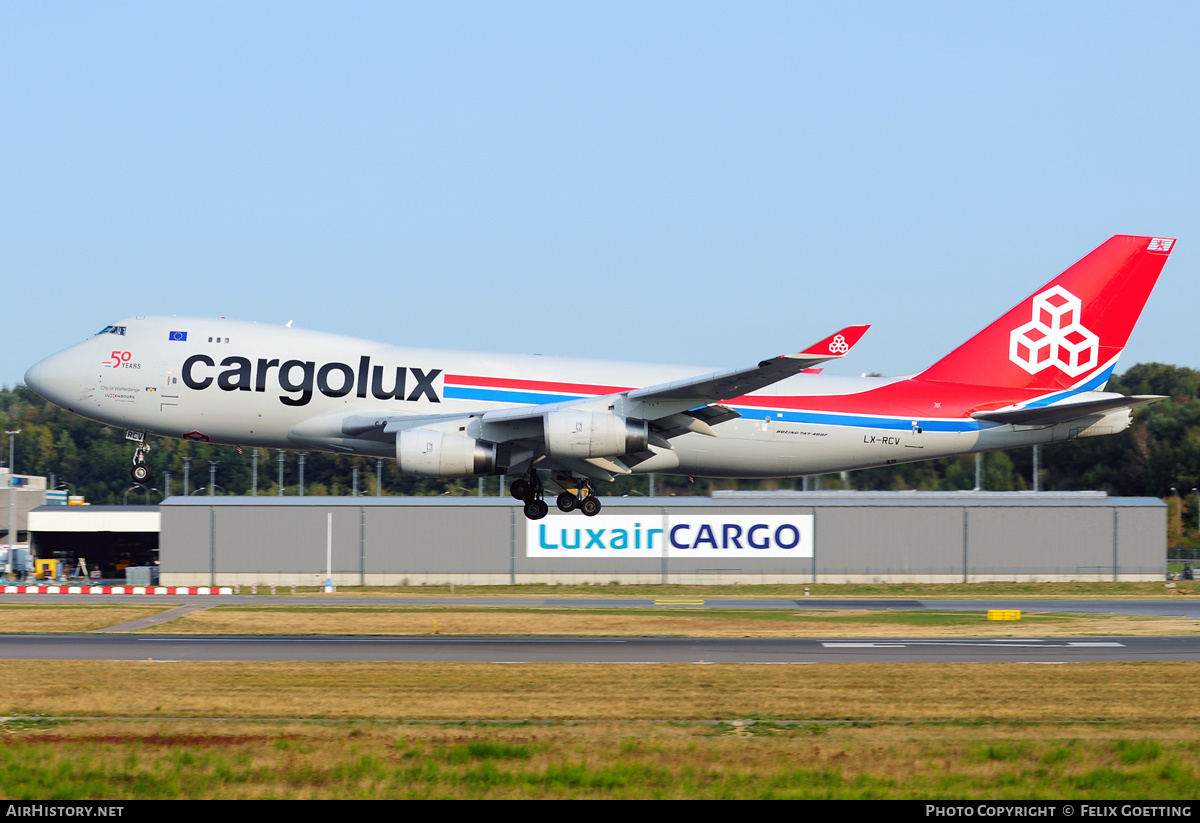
(130, 439), (154, 485)
(556, 492), (577, 512)
(580, 496), (602, 517)
(510, 478), (532, 501)
(524, 499), (549, 520)
(131, 441), (153, 484)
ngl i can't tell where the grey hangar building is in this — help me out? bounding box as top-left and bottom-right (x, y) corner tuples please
(143, 491), (1164, 587)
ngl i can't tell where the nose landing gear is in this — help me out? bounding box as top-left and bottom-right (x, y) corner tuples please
(130, 442), (153, 484)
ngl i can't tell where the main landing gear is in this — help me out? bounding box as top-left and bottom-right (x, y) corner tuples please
(509, 473), (548, 520)
(130, 442), (153, 484)
(510, 472), (603, 520)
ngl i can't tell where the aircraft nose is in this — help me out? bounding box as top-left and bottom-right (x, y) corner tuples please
(24, 348), (85, 407)
(24, 359), (48, 396)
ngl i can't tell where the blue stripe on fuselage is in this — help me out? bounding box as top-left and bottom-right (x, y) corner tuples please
(444, 386), (587, 405)
(749, 409), (985, 432)
(1019, 363), (1116, 410)
(443, 385), (991, 432)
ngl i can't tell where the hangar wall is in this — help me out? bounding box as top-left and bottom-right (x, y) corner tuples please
(29, 506), (161, 578)
(158, 492), (1165, 586)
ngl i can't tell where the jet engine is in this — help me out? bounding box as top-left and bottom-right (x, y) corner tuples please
(543, 411), (648, 459)
(396, 429), (497, 477)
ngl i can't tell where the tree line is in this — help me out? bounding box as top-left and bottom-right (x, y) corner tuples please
(3, 362), (1199, 538)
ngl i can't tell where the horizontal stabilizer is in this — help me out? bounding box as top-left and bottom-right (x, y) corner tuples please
(971, 394), (1166, 426)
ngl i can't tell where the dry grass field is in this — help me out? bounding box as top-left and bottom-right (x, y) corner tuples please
(0, 604), (174, 633)
(0, 585), (1195, 797)
(0, 660), (1194, 722)
(142, 604), (1200, 637)
(0, 662), (1197, 798)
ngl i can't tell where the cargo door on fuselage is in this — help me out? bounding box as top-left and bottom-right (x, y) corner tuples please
(157, 360), (181, 416)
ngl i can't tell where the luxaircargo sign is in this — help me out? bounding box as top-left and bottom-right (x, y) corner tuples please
(527, 514), (813, 559)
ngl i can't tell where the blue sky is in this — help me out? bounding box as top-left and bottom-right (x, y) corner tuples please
(3, 2), (1197, 387)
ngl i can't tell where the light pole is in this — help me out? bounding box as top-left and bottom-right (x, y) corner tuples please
(1171, 487), (1179, 549)
(1193, 488), (1198, 554)
(5, 430), (20, 579)
(209, 462), (218, 496)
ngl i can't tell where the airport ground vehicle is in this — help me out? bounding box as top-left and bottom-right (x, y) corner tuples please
(0, 548), (33, 581)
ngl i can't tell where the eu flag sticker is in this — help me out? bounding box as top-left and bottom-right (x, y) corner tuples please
(168, 331), (188, 341)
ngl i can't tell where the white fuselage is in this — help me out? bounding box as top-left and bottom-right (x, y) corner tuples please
(25, 315), (1127, 479)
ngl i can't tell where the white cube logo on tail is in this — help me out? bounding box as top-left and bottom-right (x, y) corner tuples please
(828, 334), (849, 355)
(1008, 286), (1099, 377)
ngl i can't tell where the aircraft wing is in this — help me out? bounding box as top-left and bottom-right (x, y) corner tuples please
(470, 324), (869, 433)
(970, 393), (1166, 426)
(290, 326), (869, 461)
(626, 325), (869, 402)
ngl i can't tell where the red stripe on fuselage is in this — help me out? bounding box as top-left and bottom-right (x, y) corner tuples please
(445, 372), (1042, 420)
(444, 374), (632, 396)
(726, 379), (1047, 418)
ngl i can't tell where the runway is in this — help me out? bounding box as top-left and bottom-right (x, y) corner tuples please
(2, 633), (1199, 663)
(2, 595), (1195, 663)
(1, 594), (1197, 617)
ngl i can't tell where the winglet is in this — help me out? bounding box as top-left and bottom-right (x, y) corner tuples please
(795, 325), (870, 358)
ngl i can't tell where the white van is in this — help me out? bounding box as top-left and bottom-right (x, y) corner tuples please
(0, 548), (33, 579)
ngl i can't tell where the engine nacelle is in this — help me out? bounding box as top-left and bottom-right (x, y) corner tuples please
(544, 411), (648, 459)
(396, 429), (497, 477)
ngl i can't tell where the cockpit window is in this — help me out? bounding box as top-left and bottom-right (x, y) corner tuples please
(95, 325), (127, 336)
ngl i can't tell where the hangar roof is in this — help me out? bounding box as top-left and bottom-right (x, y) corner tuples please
(29, 506), (160, 533)
(155, 493), (1163, 509)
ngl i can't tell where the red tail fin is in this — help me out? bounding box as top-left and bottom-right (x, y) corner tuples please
(918, 235), (1174, 391)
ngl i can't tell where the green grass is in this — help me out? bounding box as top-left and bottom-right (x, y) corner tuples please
(0, 720), (1196, 799)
